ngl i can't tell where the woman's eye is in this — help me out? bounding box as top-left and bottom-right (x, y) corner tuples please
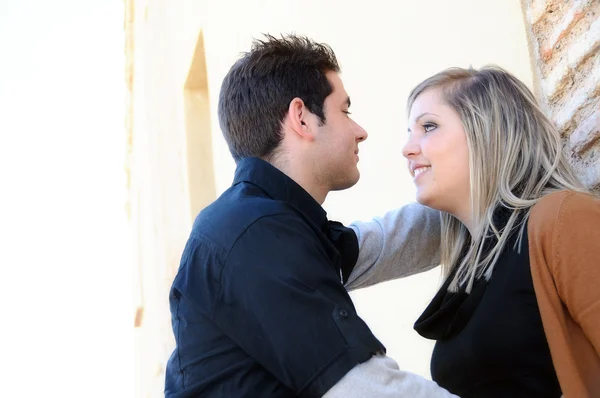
(423, 123), (437, 132)
(343, 110), (352, 116)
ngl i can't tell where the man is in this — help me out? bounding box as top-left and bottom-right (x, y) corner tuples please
(165, 34), (454, 397)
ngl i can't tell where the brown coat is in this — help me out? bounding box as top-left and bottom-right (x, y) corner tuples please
(529, 191), (600, 397)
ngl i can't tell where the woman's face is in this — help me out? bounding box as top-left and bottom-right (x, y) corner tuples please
(403, 87), (471, 223)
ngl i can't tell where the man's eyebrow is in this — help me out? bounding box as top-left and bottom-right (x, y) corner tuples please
(345, 97), (351, 108)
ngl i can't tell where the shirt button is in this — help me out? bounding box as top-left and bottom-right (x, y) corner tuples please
(339, 309), (349, 318)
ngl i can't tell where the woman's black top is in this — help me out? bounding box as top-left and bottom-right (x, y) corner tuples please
(414, 225), (561, 397)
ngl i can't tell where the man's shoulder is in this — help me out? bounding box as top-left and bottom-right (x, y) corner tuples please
(191, 184), (301, 248)
(172, 186), (305, 299)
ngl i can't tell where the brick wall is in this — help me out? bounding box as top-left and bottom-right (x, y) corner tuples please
(522, 0), (600, 192)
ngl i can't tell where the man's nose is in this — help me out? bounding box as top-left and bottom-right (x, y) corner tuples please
(354, 122), (368, 142)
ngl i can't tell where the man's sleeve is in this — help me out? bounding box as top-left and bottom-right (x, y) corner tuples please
(212, 213), (384, 398)
(323, 354), (458, 397)
(345, 202), (442, 291)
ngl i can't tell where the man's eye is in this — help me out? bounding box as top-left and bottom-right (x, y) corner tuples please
(343, 110), (352, 115)
(423, 123), (437, 132)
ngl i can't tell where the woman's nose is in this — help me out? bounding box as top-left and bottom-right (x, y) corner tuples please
(402, 135), (420, 159)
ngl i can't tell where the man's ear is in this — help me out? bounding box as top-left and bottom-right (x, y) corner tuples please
(287, 97), (316, 141)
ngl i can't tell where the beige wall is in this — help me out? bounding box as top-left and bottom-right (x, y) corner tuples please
(129, 1), (534, 396)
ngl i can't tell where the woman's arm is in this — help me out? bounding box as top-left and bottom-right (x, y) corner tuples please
(529, 190), (600, 397)
(551, 192), (600, 354)
(345, 203), (441, 290)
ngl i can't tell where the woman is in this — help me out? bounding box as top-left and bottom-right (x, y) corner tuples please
(398, 66), (600, 397)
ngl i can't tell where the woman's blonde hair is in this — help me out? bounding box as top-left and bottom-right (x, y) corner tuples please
(407, 66), (586, 292)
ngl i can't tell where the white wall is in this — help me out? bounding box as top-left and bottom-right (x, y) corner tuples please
(0, 1), (132, 397)
(0, 0), (533, 396)
(130, 0), (534, 385)
(194, 0), (534, 378)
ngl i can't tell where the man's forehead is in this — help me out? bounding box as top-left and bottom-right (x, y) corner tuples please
(325, 71), (348, 101)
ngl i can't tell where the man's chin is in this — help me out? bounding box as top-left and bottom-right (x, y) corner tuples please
(331, 174), (360, 192)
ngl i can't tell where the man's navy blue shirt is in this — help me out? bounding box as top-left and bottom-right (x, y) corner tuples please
(165, 157), (385, 397)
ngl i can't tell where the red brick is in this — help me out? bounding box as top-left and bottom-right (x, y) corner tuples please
(580, 159), (600, 189)
(570, 111), (600, 155)
(526, 0), (549, 25)
(540, 0), (588, 62)
(542, 17), (600, 100)
(552, 54), (600, 131)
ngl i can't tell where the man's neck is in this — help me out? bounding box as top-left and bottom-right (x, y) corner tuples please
(268, 157), (328, 205)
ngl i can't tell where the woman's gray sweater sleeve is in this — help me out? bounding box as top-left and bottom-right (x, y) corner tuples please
(345, 203), (441, 291)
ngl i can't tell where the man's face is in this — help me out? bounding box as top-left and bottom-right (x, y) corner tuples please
(312, 72), (368, 192)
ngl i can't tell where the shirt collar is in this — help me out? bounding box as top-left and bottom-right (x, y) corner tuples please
(233, 157), (328, 228)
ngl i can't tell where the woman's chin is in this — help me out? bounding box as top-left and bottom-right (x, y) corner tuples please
(415, 192), (442, 211)
(415, 191), (432, 207)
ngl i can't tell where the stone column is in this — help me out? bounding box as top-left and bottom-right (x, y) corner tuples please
(521, 0), (600, 192)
